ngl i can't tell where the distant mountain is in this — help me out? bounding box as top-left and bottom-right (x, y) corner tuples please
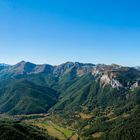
(0, 63), (9, 70)
(0, 61), (96, 114)
(0, 61), (95, 78)
(0, 61), (139, 115)
(0, 63), (9, 66)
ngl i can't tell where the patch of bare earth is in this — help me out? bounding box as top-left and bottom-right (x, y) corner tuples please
(70, 134), (79, 140)
(79, 113), (93, 120)
(92, 132), (104, 138)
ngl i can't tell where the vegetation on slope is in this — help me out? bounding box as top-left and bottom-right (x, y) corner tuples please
(0, 119), (55, 140)
(0, 79), (58, 114)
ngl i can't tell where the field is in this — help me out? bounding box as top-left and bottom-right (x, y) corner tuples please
(17, 114), (75, 140)
(33, 121), (74, 139)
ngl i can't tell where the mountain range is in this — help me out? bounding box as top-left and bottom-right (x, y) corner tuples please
(0, 61), (139, 114)
(0, 61), (140, 139)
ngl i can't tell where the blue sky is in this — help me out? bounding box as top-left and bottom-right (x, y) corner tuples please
(0, 0), (140, 66)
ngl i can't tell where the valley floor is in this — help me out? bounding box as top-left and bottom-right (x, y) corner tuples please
(1, 105), (140, 140)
